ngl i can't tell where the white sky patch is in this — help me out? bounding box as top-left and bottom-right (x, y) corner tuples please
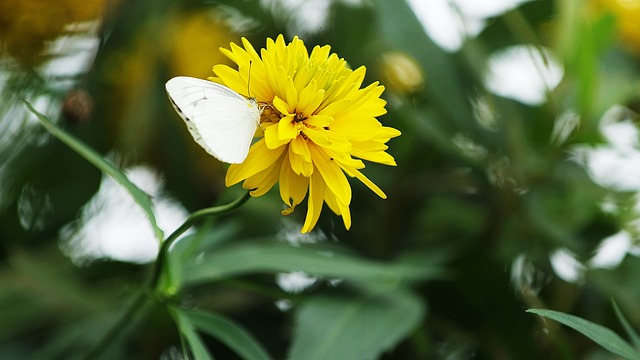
(451, 0), (533, 18)
(589, 231), (634, 269)
(484, 45), (563, 105)
(60, 165), (189, 265)
(39, 20), (101, 90)
(549, 248), (586, 283)
(276, 271), (318, 293)
(406, 0), (533, 52)
(261, 0), (533, 53)
(580, 146), (640, 191)
(569, 106), (640, 270)
(600, 110), (640, 148)
(260, 0), (365, 36)
(279, 218), (329, 246)
(42, 36), (100, 78)
(573, 106), (640, 192)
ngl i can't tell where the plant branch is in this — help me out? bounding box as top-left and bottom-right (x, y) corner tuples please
(150, 191), (252, 290)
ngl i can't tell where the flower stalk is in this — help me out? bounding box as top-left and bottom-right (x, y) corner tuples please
(83, 191), (252, 359)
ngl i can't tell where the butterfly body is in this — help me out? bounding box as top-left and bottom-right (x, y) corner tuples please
(165, 76), (260, 164)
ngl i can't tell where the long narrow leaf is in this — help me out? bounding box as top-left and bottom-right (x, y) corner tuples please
(23, 100), (163, 241)
(182, 241), (444, 287)
(528, 309), (640, 360)
(180, 309), (272, 360)
(612, 300), (640, 351)
(172, 310), (214, 360)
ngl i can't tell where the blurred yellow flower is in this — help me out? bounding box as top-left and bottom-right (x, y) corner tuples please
(379, 51), (424, 93)
(596, 0), (640, 54)
(211, 35), (400, 233)
(167, 12), (234, 78)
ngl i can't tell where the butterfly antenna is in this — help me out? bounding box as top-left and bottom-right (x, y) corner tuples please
(248, 60), (253, 98)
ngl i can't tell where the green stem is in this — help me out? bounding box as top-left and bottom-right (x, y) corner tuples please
(150, 191), (252, 290)
(82, 290), (149, 360)
(82, 191), (251, 359)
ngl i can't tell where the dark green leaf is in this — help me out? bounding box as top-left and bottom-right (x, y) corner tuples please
(180, 309), (272, 360)
(612, 299), (640, 351)
(181, 241), (444, 287)
(528, 309), (640, 360)
(172, 309), (213, 360)
(288, 290), (425, 360)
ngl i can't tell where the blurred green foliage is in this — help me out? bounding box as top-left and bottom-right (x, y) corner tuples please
(2, 0), (640, 359)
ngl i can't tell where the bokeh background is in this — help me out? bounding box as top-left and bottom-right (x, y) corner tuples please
(2, 0), (640, 358)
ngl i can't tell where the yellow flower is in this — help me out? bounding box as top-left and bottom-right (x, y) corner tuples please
(210, 35), (400, 233)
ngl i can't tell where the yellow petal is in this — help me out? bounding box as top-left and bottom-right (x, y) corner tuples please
(301, 127), (332, 147)
(290, 136), (311, 162)
(309, 44), (331, 64)
(351, 139), (389, 152)
(323, 148), (365, 169)
(298, 80), (323, 116)
(273, 95), (295, 115)
(323, 188), (352, 230)
(308, 143), (351, 206)
(279, 152), (309, 212)
(240, 37), (262, 64)
(283, 73), (298, 107)
(330, 115), (382, 142)
(243, 155), (283, 196)
(338, 200), (351, 230)
(317, 98), (352, 118)
(289, 142), (313, 176)
(351, 149), (397, 166)
(376, 126), (402, 139)
(345, 167), (387, 199)
(264, 121), (291, 149)
(320, 129), (352, 152)
(293, 65), (310, 93)
(301, 171), (326, 233)
(305, 114), (333, 128)
(278, 115), (299, 141)
(211, 64), (247, 95)
(225, 139), (286, 186)
(228, 41), (251, 66)
(304, 127), (351, 153)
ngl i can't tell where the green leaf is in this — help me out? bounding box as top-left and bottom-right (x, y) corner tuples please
(612, 299), (640, 351)
(180, 309), (272, 360)
(288, 290), (425, 360)
(181, 241), (444, 288)
(527, 309), (640, 360)
(23, 99), (163, 241)
(172, 309), (214, 360)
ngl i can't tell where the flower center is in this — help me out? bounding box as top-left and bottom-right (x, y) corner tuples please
(260, 104), (281, 124)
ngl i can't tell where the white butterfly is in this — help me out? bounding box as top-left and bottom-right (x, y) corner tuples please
(165, 76), (261, 164)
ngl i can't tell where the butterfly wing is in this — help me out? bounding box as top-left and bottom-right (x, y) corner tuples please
(165, 76), (260, 164)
